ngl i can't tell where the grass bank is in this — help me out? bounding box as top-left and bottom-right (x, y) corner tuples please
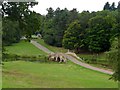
(2, 61), (117, 88)
(5, 40), (46, 56)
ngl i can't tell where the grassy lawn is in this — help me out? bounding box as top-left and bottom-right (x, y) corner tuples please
(3, 39), (117, 88)
(5, 40), (46, 56)
(35, 39), (68, 53)
(2, 61), (117, 88)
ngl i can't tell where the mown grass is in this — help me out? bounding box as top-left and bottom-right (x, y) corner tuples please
(2, 61), (117, 88)
(5, 40), (46, 56)
(35, 39), (68, 53)
(3, 39), (117, 88)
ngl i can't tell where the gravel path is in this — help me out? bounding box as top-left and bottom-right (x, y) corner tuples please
(66, 55), (113, 75)
(31, 40), (54, 54)
(31, 40), (113, 75)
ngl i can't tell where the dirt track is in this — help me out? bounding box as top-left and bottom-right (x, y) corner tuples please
(31, 40), (113, 75)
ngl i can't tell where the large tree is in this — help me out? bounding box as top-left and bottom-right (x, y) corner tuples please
(108, 3), (120, 82)
(21, 11), (41, 41)
(85, 15), (116, 52)
(2, 18), (20, 45)
(43, 8), (69, 46)
(117, 1), (120, 10)
(110, 2), (116, 11)
(106, 36), (120, 82)
(46, 7), (54, 19)
(62, 20), (81, 51)
(2, 1), (38, 43)
(103, 2), (111, 10)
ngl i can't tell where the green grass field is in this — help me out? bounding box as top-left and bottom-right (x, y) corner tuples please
(3, 40), (118, 88)
(2, 61), (117, 88)
(5, 40), (46, 56)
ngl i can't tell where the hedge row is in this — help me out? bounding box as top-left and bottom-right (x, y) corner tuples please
(2, 53), (49, 62)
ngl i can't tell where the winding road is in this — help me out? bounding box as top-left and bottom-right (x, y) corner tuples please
(31, 40), (113, 75)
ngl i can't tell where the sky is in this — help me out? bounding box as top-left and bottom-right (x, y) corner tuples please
(30, 0), (120, 15)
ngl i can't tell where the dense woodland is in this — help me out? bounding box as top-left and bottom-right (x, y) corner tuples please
(2, 2), (120, 52)
(1, 1), (120, 81)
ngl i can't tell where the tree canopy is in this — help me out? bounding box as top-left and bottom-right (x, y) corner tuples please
(2, 1), (39, 44)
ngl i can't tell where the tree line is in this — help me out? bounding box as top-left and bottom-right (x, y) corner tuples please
(40, 2), (120, 53)
(2, 1), (120, 53)
(104, 1), (120, 11)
